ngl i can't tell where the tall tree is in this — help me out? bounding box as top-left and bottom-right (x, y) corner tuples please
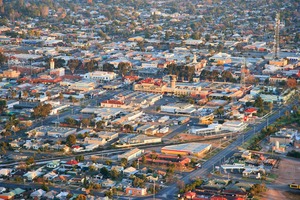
(66, 134), (76, 146)
(68, 59), (81, 74)
(118, 62), (131, 76)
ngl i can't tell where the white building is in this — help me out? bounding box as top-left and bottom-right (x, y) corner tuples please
(161, 103), (195, 114)
(118, 148), (144, 161)
(189, 123), (222, 136)
(221, 121), (248, 132)
(83, 71), (117, 81)
(84, 137), (107, 146)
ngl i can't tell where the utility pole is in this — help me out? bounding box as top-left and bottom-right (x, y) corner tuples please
(242, 133), (245, 145)
(153, 180), (155, 200)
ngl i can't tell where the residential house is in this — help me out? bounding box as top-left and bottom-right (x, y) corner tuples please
(125, 187), (147, 196)
(123, 167), (138, 177)
(30, 189), (46, 199)
(0, 188), (25, 200)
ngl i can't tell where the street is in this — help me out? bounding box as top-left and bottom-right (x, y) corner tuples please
(155, 100), (298, 199)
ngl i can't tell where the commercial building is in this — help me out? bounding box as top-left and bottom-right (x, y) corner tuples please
(117, 134), (162, 147)
(0, 69), (21, 78)
(269, 128), (297, 145)
(68, 80), (96, 91)
(118, 148), (144, 161)
(84, 137), (106, 146)
(161, 103), (195, 114)
(81, 107), (124, 120)
(141, 153), (190, 166)
(133, 76), (245, 99)
(161, 143), (211, 157)
(83, 71), (117, 81)
(26, 126), (77, 138)
(189, 123), (222, 136)
(221, 121), (248, 132)
(260, 89), (296, 104)
(50, 68), (65, 76)
(96, 131), (119, 141)
(100, 100), (126, 108)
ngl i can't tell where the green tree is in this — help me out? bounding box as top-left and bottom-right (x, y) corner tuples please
(66, 134), (76, 146)
(254, 96), (264, 109)
(100, 167), (110, 178)
(120, 158), (128, 167)
(76, 194), (87, 200)
(123, 124), (133, 132)
(105, 160), (112, 166)
(81, 118), (90, 128)
(110, 168), (120, 180)
(221, 70), (233, 82)
(65, 117), (77, 126)
(41, 183), (49, 192)
(26, 156), (35, 165)
(102, 63), (114, 72)
(118, 62), (131, 76)
(32, 104), (52, 118)
(75, 155), (84, 162)
(0, 52), (7, 64)
(133, 177), (145, 187)
(96, 120), (104, 129)
(68, 59), (81, 74)
(0, 99), (6, 114)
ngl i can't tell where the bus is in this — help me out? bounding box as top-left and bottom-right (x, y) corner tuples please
(289, 184), (300, 190)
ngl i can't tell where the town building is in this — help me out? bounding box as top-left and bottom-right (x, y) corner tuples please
(125, 187), (147, 196)
(83, 71), (117, 81)
(0, 69), (21, 78)
(118, 148), (144, 161)
(26, 126), (77, 138)
(161, 143), (211, 157)
(221, 121), (248, 132)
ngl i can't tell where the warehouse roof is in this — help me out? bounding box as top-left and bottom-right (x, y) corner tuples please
(162, 143), (211, 154)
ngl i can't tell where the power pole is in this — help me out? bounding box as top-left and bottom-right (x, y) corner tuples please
(153, 180), (155, 200)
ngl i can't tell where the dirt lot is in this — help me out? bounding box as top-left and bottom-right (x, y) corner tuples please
(261, 189), (300, 200)
(273, 158), (300, 184)
(261, 158), (300, 200)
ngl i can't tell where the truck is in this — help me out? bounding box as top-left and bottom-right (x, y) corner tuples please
(177, 116), (190, 125)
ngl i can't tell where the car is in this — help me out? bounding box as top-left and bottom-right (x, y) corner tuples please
(195, 163), (202, 168)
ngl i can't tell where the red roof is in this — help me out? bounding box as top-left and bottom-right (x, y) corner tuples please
(124, 76), (139, 81)
(184, 191), (196, 198)
(244, 108), (257, 113)
(210, 196), (227, 200)
(102, 100), (124, 105)
(66, 160), (78, 165)
(138, 78), (166, 87)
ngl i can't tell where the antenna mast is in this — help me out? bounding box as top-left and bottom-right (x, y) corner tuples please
(274, 12), (280, 59)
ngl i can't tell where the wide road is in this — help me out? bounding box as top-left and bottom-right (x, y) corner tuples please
(156, 100), (298, 199)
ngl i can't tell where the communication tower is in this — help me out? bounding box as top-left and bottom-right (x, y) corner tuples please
(274, 12), (280, 60)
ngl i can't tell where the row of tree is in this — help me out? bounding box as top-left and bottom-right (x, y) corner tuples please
(166, 63), (195, 82)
